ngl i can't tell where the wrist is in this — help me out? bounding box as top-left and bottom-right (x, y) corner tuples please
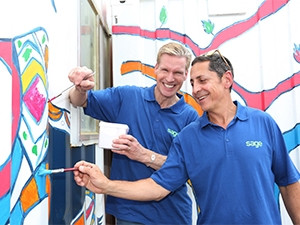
(146, 152), (156, 167)
(75, 85), (87, 94)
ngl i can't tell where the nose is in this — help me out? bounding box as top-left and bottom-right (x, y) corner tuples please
(192, 82), (201, 97)
(165, 72), (175, 82)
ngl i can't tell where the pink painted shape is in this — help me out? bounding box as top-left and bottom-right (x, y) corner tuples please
(0, 41), (20, 144)
(23, 77), (46, 122)
(0, 160), (11, 197)
(85, 199), (95, 219)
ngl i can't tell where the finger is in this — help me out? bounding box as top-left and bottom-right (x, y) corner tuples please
(118, 134), (131, 139)
(113, 137), (127, 144)
(74, 160), (86, 168)
(78, 163), (97, 175)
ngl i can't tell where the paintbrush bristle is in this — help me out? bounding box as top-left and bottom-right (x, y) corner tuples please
(38, 168), (52, 176)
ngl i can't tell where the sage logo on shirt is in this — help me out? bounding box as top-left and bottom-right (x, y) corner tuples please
(167, 128), (178, 137)
(245, 140), (263, 148)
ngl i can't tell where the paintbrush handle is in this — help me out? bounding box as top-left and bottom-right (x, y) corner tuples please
(50, 167), (78, 173)
(64, 167), (78, 172)
(48, 71), (95, 103)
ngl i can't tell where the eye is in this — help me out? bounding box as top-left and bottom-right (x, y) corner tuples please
(175, 71), (184, 76)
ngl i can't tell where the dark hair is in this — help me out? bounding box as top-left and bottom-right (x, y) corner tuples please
(191, 53), (234, 90)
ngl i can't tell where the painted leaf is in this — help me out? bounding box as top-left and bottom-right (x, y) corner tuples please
(293, 43), (300, 63)
(32, 145), (38, 156)
(160, 6), (167, 25)
(201, 19), (214, 35)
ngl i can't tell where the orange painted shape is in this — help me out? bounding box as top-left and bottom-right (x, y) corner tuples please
(44, 46), (49, 71)
(74, 214), (85, 225)
(64, 111), (70, 127)
(121, 61), (156, 80)
(141, 64), (156, 79)
(183, 93), (203, 116)
(121, 61), (139, 74)
(48, 102), (62, 120)
(46, 174), (51, 218)
(20, 178), (39, 213)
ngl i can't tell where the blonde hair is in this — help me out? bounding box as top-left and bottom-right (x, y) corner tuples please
(157, 42), (192, 71)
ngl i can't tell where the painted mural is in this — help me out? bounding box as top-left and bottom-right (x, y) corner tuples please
(111, 0), (300, 224)
(1, 0), (299, 224)
(0, 27), (50, 225)
(0, 1), (101, 224)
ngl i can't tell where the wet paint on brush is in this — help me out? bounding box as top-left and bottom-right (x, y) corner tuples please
(38, 167), (78, 176)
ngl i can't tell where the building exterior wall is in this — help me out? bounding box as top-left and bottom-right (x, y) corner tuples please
(0, 0), (299, 224)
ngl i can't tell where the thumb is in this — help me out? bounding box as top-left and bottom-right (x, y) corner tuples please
(78, 165), (92, 174)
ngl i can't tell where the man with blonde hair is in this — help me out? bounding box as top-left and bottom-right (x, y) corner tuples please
(68, 42), (198, 224)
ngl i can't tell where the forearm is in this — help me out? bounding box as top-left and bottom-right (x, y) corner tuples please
(280, 181), (300, 224)
(143, 150), (167, 170)
(105, 178), (170, 201)
(112, 138), (167, 170)
(69, 87), (88, 107)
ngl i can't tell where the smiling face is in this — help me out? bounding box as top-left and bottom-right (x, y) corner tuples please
(154, 54), (188, 104)
(190, 61), (233, 113)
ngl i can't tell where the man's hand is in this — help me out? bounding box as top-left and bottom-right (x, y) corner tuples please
(68, 66), (95, 107)
(73, 160), (109, 194)
(112, 135), (166, 170)
(73, 160), (170, 201)
(68, 66), (95, 92)
(111, 134), (148, 162)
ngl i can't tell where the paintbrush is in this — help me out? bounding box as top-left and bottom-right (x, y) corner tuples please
(48, 71), (95, 103)
(38, 167), (78, 176)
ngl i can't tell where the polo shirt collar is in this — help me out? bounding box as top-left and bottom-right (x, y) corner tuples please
(200, 100), (249, 128)
(144, 85), (185, 113)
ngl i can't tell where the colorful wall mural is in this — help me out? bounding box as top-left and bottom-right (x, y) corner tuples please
(0, 27), (50, 225)
(0, 0), (105, 224)
(1, 0), (299, 224)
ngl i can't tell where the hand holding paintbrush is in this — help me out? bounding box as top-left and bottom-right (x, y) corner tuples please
(48, 71), (95, 103)
(68, 68), (96, 107)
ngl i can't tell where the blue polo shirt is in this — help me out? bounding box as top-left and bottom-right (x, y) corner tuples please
(152, 101), (300, 224)
(84, 85), (199, 224)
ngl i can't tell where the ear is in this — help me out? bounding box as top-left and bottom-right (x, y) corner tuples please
(222, 71), (233, 89)
(183, 70), (188, 81)
(154, 63), (159, 74)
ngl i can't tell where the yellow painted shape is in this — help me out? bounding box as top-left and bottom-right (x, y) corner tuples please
(22, 60), (46, 93)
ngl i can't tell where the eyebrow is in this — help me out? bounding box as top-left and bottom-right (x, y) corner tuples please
(190, 75), (200, 83)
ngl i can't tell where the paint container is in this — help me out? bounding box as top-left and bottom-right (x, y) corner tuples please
(98, 121), (129, 149)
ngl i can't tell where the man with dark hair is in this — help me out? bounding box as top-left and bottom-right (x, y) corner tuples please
(73, 51), (300, 224)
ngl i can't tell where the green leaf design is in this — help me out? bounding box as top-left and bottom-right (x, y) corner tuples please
(22, 48), (32, 62)
(17, 40), (22, 48)
(32, 145), (38, 156)
(23, 131), (27, 140)
(42, 34), (46, 44)
(44, 138), (48, 148)
(160, 6), (167, 26)
(202, 19), (215, 35)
